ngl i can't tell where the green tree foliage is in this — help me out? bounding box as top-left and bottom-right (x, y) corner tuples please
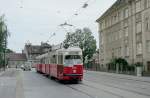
(6, 48), (14, 53)
(108, 58), (128, 72)
(63, 27), (97, 63)
(0, 15), (9, 67)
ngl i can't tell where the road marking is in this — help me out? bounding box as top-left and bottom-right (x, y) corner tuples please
(16, 70), (24, 98)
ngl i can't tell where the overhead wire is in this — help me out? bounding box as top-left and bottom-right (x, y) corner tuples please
(60, 0), (96, 31)
(43, 0), (97, 44)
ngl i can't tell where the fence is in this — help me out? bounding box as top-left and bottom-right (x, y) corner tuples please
(84, 61), (136, 76)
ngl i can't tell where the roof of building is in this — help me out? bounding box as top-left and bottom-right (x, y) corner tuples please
(25, 45), (42, 54)
(96, 0), (131, 22)
(7, 53), (27, 61)
(24, 43), (51, 54)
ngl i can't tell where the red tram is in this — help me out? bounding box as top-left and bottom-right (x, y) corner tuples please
(35, 47), (83, 82)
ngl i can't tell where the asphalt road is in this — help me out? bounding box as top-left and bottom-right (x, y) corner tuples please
(1, 69), (150, 98)
(23, 69), (150, 98)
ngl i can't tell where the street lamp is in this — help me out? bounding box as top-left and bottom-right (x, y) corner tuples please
(59, 22), (76, 33)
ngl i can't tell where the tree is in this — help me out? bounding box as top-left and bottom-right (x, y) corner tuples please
(109, 58), (128, 73)
(5, 48), (14, 53)
(0, 15), (9, 68)
(63, 27), (97, 64)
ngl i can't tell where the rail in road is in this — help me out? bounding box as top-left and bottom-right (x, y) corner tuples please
(2, 69), (150, 98)
(83, 71), (150, 98)
(65, 80), (150, 98)
(26, 70), (150, 98)
(85, 71), (150, 83)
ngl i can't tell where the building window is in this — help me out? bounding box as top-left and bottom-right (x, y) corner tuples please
(114, 14), (118, 23)
(136, 33), (142, 42)
(136, 22), (142, 33)
(125, 39), (128, 44)
(118, 11), (121, 21)
(107, 35), (110, 43)
(136, 0), (141, 13)
(115, 32), (119, 40)
(105, 19), (109, 28)
(145, 0), (150, 9)
(108, 34), (111, 42)
(124, 8), (129, 18)
(124, 21), (128, 27)
(125, 46), (129, 57)
(108, 17), (111, 26)
(124, 27), (129, 37)
(113, 32), (116, 41)
(147, 41), (150, 53)
(118, 47), (122, 57)
(101, 21), (105, 30)
(145, 17), (149, 32)
(136, 42), (142, 55)
(112, 49), (114, 58)
(119, 30), (122, 39)
(101, 33), (104, 45)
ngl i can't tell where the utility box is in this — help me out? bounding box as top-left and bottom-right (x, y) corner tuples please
(137, 67), (142, 77)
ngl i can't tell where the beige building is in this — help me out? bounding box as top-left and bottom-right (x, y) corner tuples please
(6, 53), (27, 68)
(23, 42), (51, 67)
(96, 0), (150, 72)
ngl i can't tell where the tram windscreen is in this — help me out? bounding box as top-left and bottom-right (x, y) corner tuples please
(64, 55), (82, 66)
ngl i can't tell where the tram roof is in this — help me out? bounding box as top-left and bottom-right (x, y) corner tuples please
(36, 53), (48, 59)
(56, 47), (82, 52)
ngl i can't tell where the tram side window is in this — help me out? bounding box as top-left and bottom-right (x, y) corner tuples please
(58, 55), (63, 64)
(41, 58), (44, 64)
(48, 57), (51, 64)
(51, 55), (57, 64)
(45, 58), (48, 64)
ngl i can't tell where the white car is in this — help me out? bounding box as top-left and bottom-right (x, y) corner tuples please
(21, 64), (31, 71)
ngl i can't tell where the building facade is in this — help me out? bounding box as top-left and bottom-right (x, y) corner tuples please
(96, 0), (150, 72)
(23, 42), (51, 67)
(6, 53), (27, 68)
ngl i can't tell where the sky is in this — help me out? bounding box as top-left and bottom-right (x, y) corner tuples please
(0, 0), (116, 52)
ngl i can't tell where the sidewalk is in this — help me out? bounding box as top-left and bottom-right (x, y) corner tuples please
(86, 70), (150, 83)
(0, 68), (24, 98)
(0, 68), (7, 76)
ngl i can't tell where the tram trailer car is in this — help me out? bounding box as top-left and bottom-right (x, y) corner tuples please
(36, 64), (42, 73)
(36, 47), (83, 82)
(45, 64), (50, 76)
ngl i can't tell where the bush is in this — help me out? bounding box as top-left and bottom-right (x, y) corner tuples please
(135, 62), (143, 67)
(127, 64), (135, 72)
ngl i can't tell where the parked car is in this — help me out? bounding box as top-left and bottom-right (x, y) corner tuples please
(20, 64), (24, 69)
(21, 64), (31, 71)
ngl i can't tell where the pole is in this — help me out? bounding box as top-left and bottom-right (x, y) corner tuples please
(3, 35), (6, 71)
(3, 25), (7, 71)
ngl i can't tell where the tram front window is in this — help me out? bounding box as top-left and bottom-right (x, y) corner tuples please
(64, 55), (82, 66)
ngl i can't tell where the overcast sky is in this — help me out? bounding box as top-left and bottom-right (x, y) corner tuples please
(0, 0), (116, 52)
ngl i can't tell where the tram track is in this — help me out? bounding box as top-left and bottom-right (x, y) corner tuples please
(45, 73), (150, 98)
(35, 70), (150, 98)
(66, 85), (96, 98)
(86, 72), (150, 84)
(81, 82), (124, 98)
(84, 78), (150, 97)
(65, 82), (124, 98)
(84, 72), (150, 90)
(85, 75), (150, 90)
